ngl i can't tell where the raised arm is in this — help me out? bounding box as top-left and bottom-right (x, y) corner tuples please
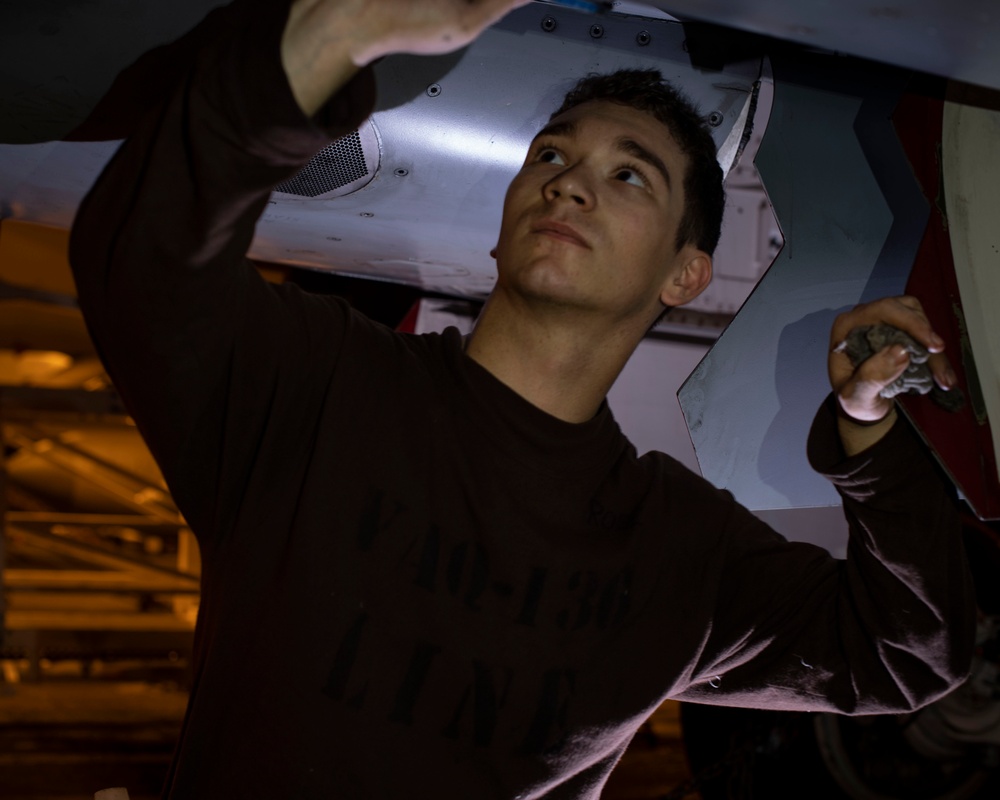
(68, 0), (527, 539)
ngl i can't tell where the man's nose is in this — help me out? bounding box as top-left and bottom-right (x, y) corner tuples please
(543, 166), (594, 208)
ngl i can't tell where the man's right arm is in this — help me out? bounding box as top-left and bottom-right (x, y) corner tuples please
(69, 0), (529, 537)
(68, 1), (377, 539)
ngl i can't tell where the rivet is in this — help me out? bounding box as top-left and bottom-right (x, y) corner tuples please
(360, 212), (374, 218)
(708, 111), (724, 127)
(394, 168), (409, 177)
(541, 15), (557, 32)
(589, 23), (604, 39)
(636, 30), (651, 46)
(426, 84), (442, 98)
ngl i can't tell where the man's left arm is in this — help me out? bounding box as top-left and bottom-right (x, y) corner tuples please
(823, 294), (975, 706)
(671, 295), (975, 714)
(671, 404), (975, 714)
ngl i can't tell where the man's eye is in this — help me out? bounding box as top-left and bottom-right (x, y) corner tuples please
(538, 149), (566, 165)
(615, 168), (646, 188)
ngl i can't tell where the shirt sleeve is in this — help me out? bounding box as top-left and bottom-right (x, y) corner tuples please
(68, 0), (377, 545)
(670, 396), (976, 714)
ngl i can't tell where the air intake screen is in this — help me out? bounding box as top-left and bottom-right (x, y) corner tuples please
(275, 130), (369, 197)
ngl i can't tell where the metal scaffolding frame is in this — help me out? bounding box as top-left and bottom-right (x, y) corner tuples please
(0, 385), (197, 682)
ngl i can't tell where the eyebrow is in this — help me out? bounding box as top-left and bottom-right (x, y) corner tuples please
(533, 119), (578, 141)
(531, 120), (673, 189)
(616, 136), (672, 190)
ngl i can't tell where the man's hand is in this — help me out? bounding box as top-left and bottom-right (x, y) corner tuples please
(281, 0), (532, 116)
(829, 296), (957, 455)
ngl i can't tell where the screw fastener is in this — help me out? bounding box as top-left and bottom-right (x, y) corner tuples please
(541, 15), (557, 32)
(708, 111), (724, 127)
(636, 31), (651, 46)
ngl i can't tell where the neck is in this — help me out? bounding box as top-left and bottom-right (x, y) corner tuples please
(465, 289), (651, 423)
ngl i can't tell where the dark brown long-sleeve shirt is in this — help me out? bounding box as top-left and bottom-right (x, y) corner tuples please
(68, 2), (975, 797)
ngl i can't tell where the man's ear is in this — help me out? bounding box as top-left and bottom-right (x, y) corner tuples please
(659, 248), (712, 307)
(490, 247), (497, 260)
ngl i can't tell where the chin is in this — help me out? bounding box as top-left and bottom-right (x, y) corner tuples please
(515, 277), (600, 314)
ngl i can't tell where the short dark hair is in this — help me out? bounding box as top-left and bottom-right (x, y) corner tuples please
(551, 69), (724, 255)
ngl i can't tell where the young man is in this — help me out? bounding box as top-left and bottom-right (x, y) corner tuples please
(69, 0), (974, 797)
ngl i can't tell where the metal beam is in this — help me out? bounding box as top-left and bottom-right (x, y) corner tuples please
(4, 569), (199, 594)
(3, 481), (59, 513)
(0, 277), (78, 308)
(7, 526), (199, 586)
(5, 423), (182, 523)
(7, 512), (184, 529)
(0, 385), (127, 420)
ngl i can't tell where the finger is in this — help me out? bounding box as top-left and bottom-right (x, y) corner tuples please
(927, 350), (959, 391)
(893, 295), (946, 353)
(830, 295), (945, 354)
(830, 295), (942, 350)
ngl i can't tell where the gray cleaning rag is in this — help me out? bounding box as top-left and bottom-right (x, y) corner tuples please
(835, 324), (965, 412)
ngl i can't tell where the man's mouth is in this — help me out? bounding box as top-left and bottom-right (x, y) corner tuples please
(532, 219), (591, 249)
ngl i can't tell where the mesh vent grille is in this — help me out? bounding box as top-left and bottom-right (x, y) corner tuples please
(275, 130), (369, 197)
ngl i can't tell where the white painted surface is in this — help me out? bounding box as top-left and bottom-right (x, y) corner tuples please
(607, 337), (707, 472)
(943, 94), (1000, 477)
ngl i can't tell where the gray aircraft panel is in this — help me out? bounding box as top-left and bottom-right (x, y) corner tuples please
(679, 54), (929, 510)
(0, 4), (759, 300)
(649, 0), (1000, 91)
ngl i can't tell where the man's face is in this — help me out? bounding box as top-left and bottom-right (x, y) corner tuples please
(494, 99), (703, 325)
